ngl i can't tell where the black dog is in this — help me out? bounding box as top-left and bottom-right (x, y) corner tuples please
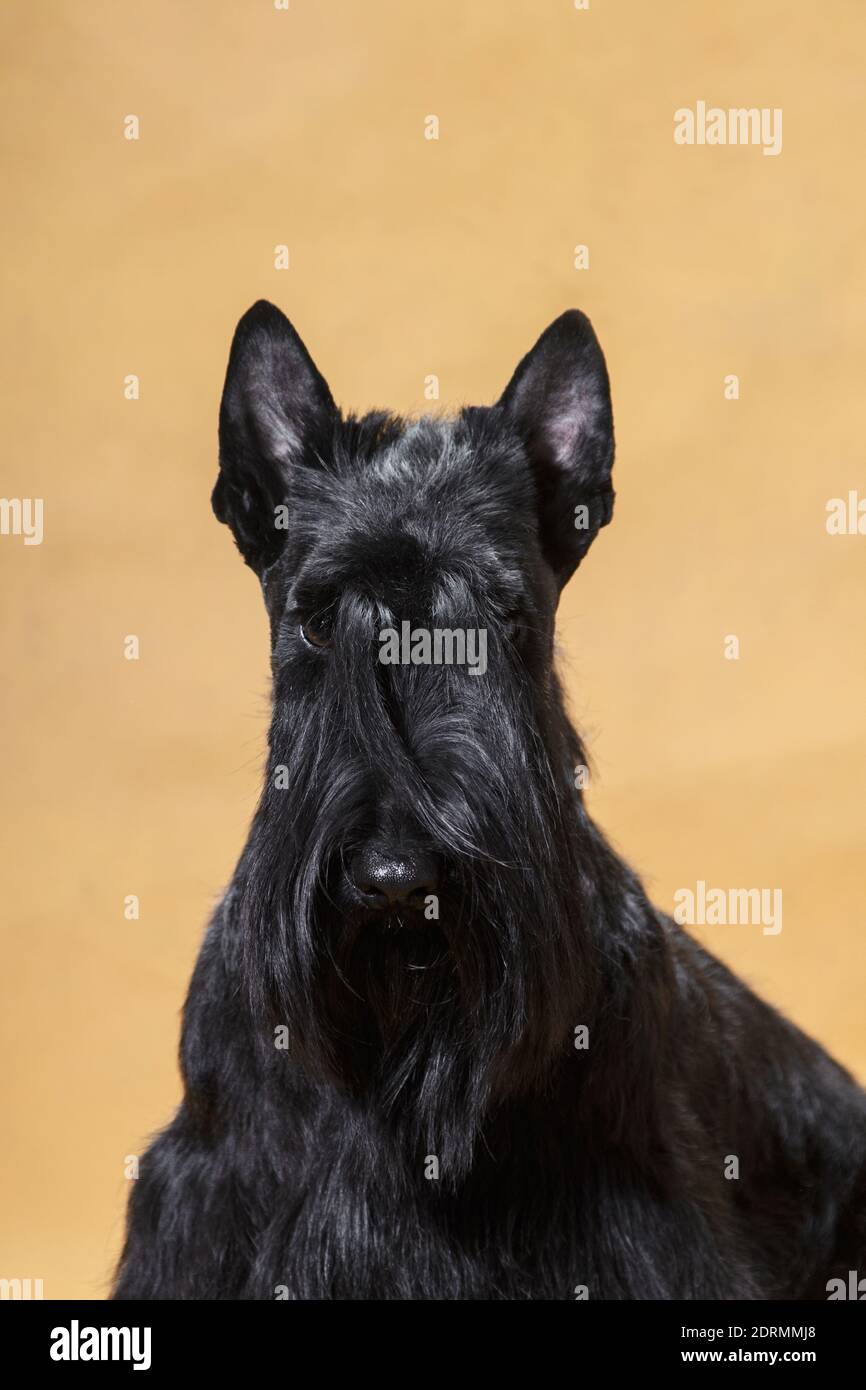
(114, 302), (866, 1300)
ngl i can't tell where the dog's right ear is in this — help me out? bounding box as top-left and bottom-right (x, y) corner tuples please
(498, 310), (614, 590)
(213, 300), (337, 572)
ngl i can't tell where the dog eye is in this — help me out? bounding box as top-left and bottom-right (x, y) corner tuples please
(300, 614), (334, 650)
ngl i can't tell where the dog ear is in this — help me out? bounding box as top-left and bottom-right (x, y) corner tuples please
(498, 310), (614, 588)
(213, 300), (337, 572)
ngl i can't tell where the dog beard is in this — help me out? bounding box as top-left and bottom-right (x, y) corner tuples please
(223, 634), (606, 1177)
(229, 769), (600, 1181)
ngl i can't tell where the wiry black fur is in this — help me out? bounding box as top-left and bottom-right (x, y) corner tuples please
(114, 302), (866, 1300)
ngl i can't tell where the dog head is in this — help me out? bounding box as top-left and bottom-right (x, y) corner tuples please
(213, 301), (615, 1170)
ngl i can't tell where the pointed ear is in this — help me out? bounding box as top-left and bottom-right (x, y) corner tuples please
(213, 301), (337, 572)
(498, 310), (614, 589)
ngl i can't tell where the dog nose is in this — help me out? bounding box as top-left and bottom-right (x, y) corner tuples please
(350, 847), (439, 911)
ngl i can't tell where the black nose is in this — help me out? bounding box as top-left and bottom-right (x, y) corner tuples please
(350, 847), (439, 911)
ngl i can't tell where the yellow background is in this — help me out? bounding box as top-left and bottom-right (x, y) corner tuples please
(2, 1), (864, 1299)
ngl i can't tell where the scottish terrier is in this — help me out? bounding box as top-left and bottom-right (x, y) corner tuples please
(113, 302), (866, 1300)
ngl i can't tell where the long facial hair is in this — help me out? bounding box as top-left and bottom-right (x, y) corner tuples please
(227, 591), (606, 1179)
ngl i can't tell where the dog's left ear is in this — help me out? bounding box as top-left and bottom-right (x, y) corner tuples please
(498, 310), (614, 588)
(214, 300), (337, 573)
